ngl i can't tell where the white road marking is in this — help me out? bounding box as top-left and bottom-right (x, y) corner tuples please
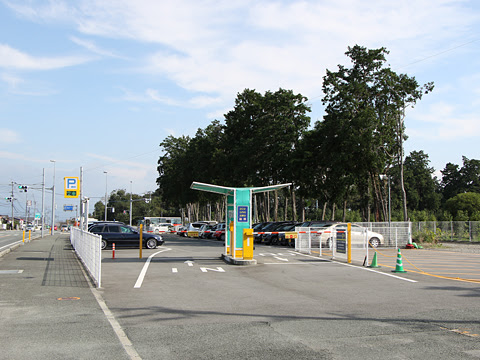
(0, 240), (22, 251)
(200, 267), (225, 273)
(74, 249), (142, 360)
(291, 251), (418, 283)
(172, 268), (178, 273)
(134, 247), (172, 288)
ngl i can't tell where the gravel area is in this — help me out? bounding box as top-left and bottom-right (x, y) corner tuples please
(432, 242), (480, 254)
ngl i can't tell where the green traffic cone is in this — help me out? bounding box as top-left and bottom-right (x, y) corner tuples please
(368, 252), (381, 268)
(392, 248), (407, 273)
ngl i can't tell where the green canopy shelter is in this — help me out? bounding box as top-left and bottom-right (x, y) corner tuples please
(191, 182), (291, 260)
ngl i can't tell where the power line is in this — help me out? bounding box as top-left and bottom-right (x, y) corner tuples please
(396, 38), (480, 70)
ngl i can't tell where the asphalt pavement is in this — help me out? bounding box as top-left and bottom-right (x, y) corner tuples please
(1, 233), (480, 360)
(0, 233), (130, 360)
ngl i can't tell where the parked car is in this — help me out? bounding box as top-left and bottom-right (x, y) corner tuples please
(186, 222), (212, 237)
(252, 222), (273, 243)
(199, 224), (216, 239)
(254, 221), (290, 244)
(88, 221), (125, 231)
(213, 223), (226, 241)
(89, 223), (164, 250)
(262, 222), (299, 245)
(317, 223), (384, 248)
(177, 226), (188, 237)
(25, 224), (35, 232)
(276, 223), (300, 247)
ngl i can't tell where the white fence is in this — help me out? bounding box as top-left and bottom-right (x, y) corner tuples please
(70, 227), (102, 288)
(412, 221), (480, 242)
(355, 222), (412, 247)
(295, 222), (412, 256)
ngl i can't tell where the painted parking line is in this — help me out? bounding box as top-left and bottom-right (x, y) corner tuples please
(291, 250), (418, 283)
(134, 247), (172, 288)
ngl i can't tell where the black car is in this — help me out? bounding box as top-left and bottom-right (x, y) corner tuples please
(262, 221), (298, 245)
(262, 222), (299, 245)
(89, 223), (164, 250)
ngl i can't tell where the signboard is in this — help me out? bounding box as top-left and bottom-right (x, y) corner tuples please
(64, 205), (74, 211)
(237, 206), (248, 222)
(64, 177), (79, 198)
(35, 213), (41, 219)
(336, 230), (346, 254)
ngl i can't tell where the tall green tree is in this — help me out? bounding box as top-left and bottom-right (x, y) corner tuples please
(396, 150), (440, 213)
(319, 45), (433, 221)
(440, 156), (480, 202)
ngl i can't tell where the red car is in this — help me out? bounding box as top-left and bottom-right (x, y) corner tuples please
(213, 223), (226, 241)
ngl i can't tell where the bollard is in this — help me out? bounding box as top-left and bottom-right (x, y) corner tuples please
(112, 243), (115, 259)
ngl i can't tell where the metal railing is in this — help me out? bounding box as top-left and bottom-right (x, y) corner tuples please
(412, 221), (480, 242)
(70, 227), (102, 288)
(295, 222), (412, 254)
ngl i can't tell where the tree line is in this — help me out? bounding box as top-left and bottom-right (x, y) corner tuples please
(95, 45), (480, 224)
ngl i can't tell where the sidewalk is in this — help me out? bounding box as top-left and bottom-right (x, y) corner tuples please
(0, 234), (129, 360)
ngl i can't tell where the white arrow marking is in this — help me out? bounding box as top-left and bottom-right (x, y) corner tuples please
(273, 256), (289, 262)
(200, 267), (225, 273)
(184, 260), (194, 266)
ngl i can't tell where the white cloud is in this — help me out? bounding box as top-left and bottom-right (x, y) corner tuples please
(0, 44), (92, 70)
(409, 102), (480, 140)
(70, 36), (125, 59)
(0, 129), (21, 144)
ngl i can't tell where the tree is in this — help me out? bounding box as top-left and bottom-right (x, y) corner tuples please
(400, 150), (440, 212)
(221, 88), (311, 220)
(445, 192), (480, 220)
(440, 156), (480, 202)
(319, 45), (433, 221)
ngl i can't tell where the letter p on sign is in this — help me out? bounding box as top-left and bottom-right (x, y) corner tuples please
(64, 177), (79, 198)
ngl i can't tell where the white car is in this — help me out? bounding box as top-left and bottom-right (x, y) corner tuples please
(317, 223), (384, 248)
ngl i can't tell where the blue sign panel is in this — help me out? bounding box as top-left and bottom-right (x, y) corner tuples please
(237, 206), (248, 222)
(64, 205), (74, 211)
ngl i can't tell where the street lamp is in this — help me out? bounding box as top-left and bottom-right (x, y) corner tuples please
(50, 160), (56, 234)
(104, 171), (108, 221)
(129, 181), (133, 226)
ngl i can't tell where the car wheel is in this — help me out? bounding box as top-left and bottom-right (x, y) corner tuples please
(101, 239), (108, 250)
(146, 239), (158, 249)
(220, 234), (225, 241)
(369, 237), (380, 248)
(326, 238), (333, 248)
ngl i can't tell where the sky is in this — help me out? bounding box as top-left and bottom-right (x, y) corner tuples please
(1, 0), (480, 222)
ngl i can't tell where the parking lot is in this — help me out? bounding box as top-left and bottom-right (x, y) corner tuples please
(95, 234), (480, 359)
(2, 233), (480, 359)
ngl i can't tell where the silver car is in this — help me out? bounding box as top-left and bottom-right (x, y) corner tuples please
(318, 223), (384, 248)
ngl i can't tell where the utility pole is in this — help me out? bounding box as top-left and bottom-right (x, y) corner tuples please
(129, 181), (133, 226)
(10, 182), (14, 230)
(41, 169), (45, 237)
(50, 160), (56, 234)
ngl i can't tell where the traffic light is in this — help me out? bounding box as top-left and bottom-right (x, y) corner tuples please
(17, 185), (27, 192)
(5, 197), (12, 202)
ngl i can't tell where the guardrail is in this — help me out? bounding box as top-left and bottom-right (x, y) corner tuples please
(70, 227), (102, 288)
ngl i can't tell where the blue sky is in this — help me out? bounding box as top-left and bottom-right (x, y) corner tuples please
(1, 0), (480, 222)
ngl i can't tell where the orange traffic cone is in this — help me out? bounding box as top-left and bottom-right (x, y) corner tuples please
(392, 248), (407, 273)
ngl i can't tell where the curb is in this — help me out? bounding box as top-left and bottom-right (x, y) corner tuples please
(0, 242), (22, 258)
(221, 254), (257, 265)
